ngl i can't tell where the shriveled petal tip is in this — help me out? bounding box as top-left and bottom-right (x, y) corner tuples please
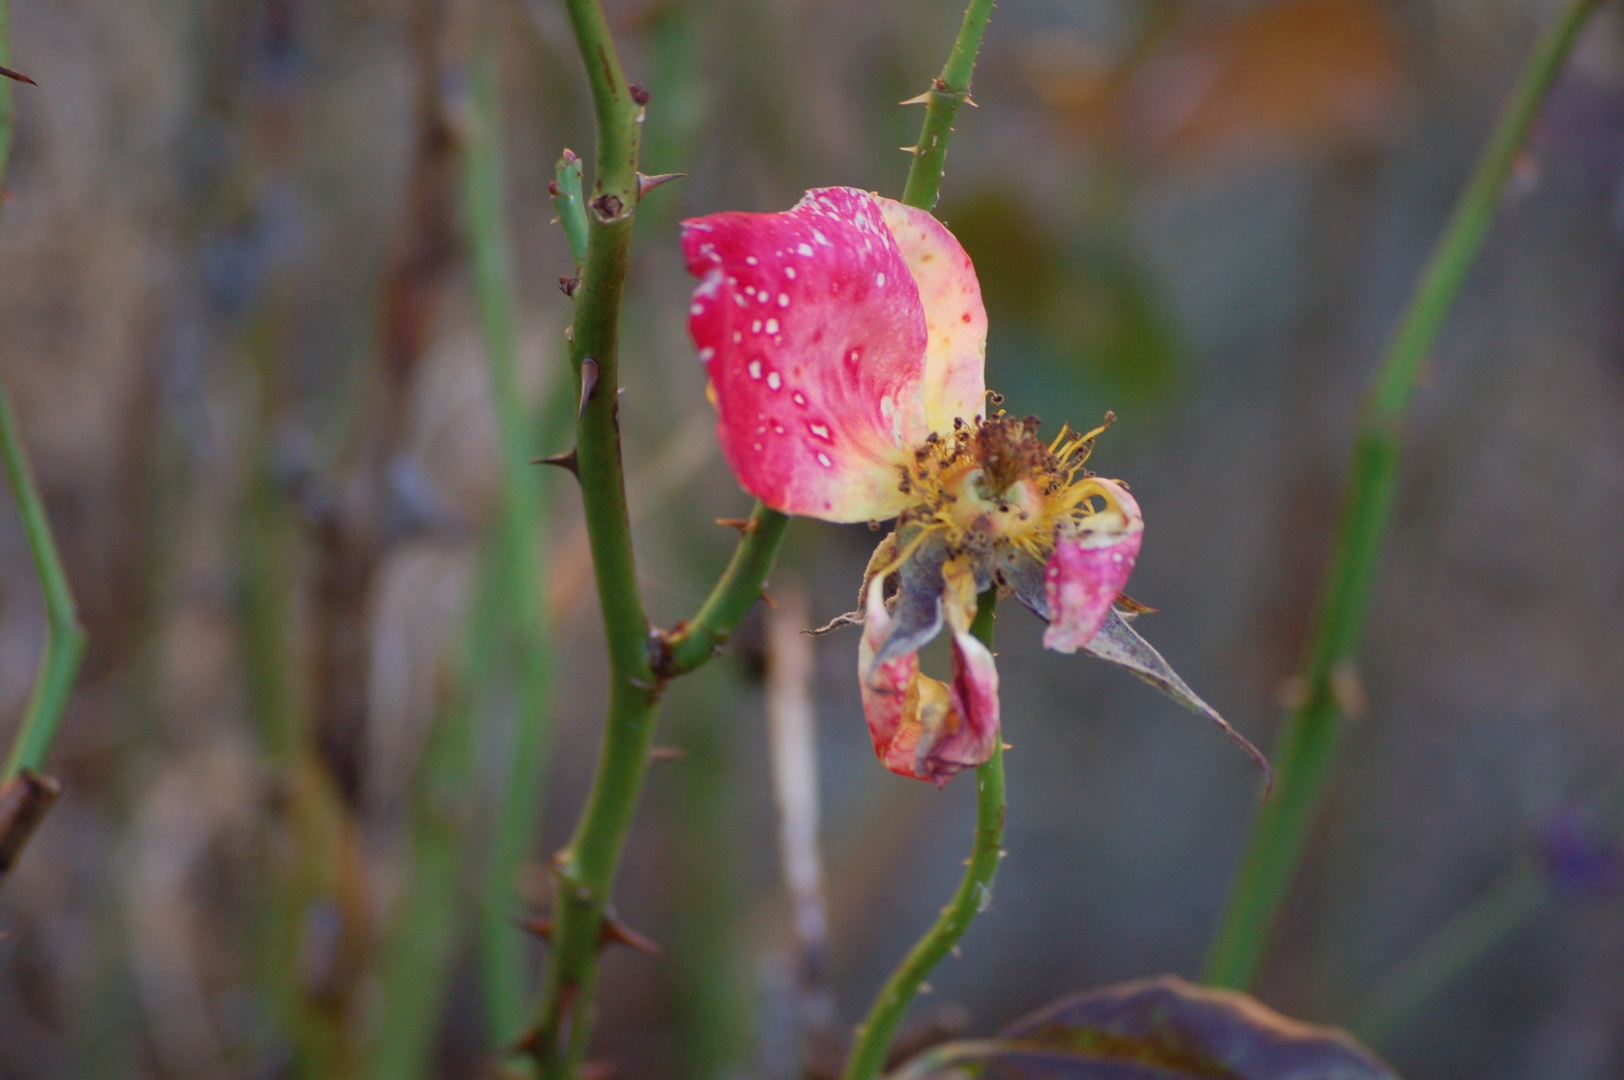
(1042, 479), (1145, 654)
(876, 199), (987, 433)
(682, 188), (932, 523)
(858, 578), (1001, 785)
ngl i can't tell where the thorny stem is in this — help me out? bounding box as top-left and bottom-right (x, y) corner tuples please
(0, 0), (88, 788)
(527, 0), (788, 1072)
(898, 0), (995, 211)
(842, 593), (1004, 1080)
(1202, 0), (1607, 991)
(841, 7), (1003, 1074)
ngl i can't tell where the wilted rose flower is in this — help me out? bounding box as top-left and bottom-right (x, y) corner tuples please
(683, 188), (1263, 787)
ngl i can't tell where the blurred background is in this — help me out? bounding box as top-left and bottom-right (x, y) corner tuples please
(0, 0), (1622, 1077)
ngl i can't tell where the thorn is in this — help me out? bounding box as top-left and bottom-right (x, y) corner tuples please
(649, 746), (686, 761)
(628, 81), (650, 106)
(0, 65), (36, 86)
(899, 145), (919, 154)
(919, 981), (933, 994)
(758, 590), (778, 610)
(963, 94), (978, 107)
(521, 917), (553, 941)
(558, 276), (579, 297)
(0, 771), (62, 880)
(530, 448), (578, 475)
(1001, 742), (1013, 751)
(950, 945), (963, 959)
(601, 914), (664, 957)
(636, 172), (685, 199)
(715, 516), (757, 535)
(899, 90), (933, 106)
(590, 193), (624, 221)
(578, 358), (599, 418)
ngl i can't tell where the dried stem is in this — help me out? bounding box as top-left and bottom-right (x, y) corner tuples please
(1203, 0), (1608, 990)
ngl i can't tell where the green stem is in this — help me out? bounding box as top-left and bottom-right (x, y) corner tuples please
(0, 1), (87, 783)
(898, 0), (995, 211)
(1202, 0), (1605, 990)
(662, 501), (789, 675)
(842, 592), (1004, 1080)
(839, 7), (1005, 1074)
(525, 1), (656, 1073)
(1350, 865), (1546, 1049)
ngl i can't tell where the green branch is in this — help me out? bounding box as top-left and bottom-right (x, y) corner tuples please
(1203, 0), (1607, 990)
(842, 593), (1005, 1080)
(899, 0), (995, 211)
(0, 0), (87, 787)
(661, 502), (789, 676)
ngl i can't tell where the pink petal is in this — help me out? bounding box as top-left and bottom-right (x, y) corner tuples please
(877, 199), (988, 433)
(857, 578), (1001, 786)
(683, 188), (932, 522)
(1041, 479), (1145, 654)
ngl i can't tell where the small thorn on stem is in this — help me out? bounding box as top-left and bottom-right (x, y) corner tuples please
(899, 89), (933, 106)
(758, 590), (777, 610)
(636, 172), (685, 199)
(601, 914), (664, 957)
(0, 65), (37, 86)
(521, 917), (553, 941)
(715, 516), (757, 535)
(649, 746), (686, 762)
(579, 358), (599, 418)
(530, 448), (579, 475)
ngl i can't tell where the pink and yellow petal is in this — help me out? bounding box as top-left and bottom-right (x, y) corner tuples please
(684, 188), (932, 522)
(858, 575), (1001, 786)
(1041, 479), (1144, 654)
(877, 198), (987, 434)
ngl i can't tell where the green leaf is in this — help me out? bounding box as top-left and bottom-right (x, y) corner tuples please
(891, 976), (1399, 1080)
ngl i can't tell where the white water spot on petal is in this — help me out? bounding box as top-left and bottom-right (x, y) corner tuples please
(748, 360), (762, 380)
(773, 424), (785, 434)
(751, 320), (762, 334)
(698, 347), (715, 362)
(817, 452), (833, 467)
(733, 331), (742, 343)
(812, 229), (831, 246)
(754, 442), (763, 451)
(690, 303), (705, 315)
(745, 256), (758, 265)
(778, 293), (790, 307)
(784, 266), (796, 279)
(876, 272), (886, 287)
(809, 423), (830, 440)
(766, 372), (782, 391)
(734, 294), (748, 308)
(765, 318), (779, 334)
(797, 242), (814, 256)
(792, 392), (807, 406)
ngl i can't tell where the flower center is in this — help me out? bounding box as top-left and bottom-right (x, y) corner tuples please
(895, 409), (1118, 557)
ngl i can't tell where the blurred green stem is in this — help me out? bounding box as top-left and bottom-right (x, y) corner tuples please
(1351, 865), (1546, 1048)
(899, 0), (994, 211)
(1203, 0), (1606, 991)
(464, 25), (560, 1047)
(843, 593), (1004, 1080)
(0, 1), (87, 785)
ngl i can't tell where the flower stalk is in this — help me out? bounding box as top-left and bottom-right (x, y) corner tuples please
(843, 593), (1004, 1080)
(1203, 0), (1607, 991)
